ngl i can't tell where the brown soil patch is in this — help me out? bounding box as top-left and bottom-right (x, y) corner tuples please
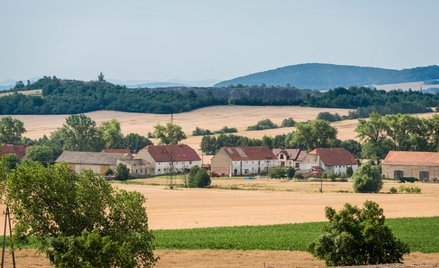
(3, 249), (438, 268)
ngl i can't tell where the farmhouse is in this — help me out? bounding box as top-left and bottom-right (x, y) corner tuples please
(0, 144), (26, 159)
(382, 151), (439, 180)
(211, 146), (278, 176)
(136, 144), (201, 175)
(272, 148), (307, 169)
(56, 151), (132, 175)
(303, 147), (358, 174)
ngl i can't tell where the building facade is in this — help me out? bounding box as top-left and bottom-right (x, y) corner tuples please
(382, 151), (439, 180)
(136, 144), (201, 175)
(211, 146), (278, 176)
(305, 148), (358, 174)
(272, 148), (307, 169)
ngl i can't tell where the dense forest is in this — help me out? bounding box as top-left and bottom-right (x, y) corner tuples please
(1, 76), (439, 117)
(215, 63), (439, 89)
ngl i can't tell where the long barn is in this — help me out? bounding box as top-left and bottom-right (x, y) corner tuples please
(382, 151), (439, 180)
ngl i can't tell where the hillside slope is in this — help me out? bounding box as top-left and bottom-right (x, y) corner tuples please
(215, 63), (439, 90)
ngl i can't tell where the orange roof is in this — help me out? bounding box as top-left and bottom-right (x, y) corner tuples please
(383, 151), (439, 166)
(308, 148), (357, 166)
(0, 144), (26, 159)
(142, 144), (201, 162)
(223, 146), (277, 161)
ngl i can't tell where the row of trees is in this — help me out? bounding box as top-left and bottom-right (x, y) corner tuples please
(2, 76), (439, 118)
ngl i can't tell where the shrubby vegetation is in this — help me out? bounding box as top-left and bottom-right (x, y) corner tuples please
(280, 117), (296, 127)
(192, 126), (238, 136)
(352, 163), (383, 193)
(4, 162), (156, 267)
(268, 167), (295, 179)
(185, 166), (211, 188)
(115, 163), (130, 181)
(192, 127), (213, 136)
(0, 116), (25, 144)
(291, 120), (338, 150)
(309, 201), (410, 266)
(316, 112), (342, 122)
(247, 119), (278, 131)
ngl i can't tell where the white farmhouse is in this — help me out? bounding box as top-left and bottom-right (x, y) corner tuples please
(304, 147), (358, 175)
(136, 144), (201, 175)
(211, 146), (278, 176)
(272, 148), (307, 169)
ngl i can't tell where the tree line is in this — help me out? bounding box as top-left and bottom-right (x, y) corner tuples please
(1, 76), (438, 117)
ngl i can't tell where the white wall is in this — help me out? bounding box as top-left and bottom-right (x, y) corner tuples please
(231, 159), (278, 176)
(154, 160), (202, 175)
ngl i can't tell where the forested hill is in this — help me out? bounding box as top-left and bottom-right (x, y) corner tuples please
(215, 63), (439, 90)
(1, 76), (439, 117)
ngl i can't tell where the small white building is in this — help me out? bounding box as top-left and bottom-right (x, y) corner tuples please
(305, 147), (358, 174)
(272, 148), (308, 169)
(136, 144), (201, 175)
(211, 146), (278, 176)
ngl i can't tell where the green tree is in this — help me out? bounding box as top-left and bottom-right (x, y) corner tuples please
(200, 135), (217, 155)
(352, 163), (383, 193)
(346, 166), (354, 177)
(268, 167), (287, 179)
(187, 166), (211, 188)
(356, 113), (392, 160)
(291, 120), (338, 150)
(121, 133), (152, 153)
(99, 119), (124, 149)
(57, 114), (104, 151)
(339, 139), (362, 159)
(0, 116), (26, 144)
(0, 153), (20, 194)
(116, 163), (130, 181)
(247, 119), (278, 131)
(316, 112), (342, 122)
(24, 145), (54, 164)
(6, 162), (156, 267)
(281, 117), (296, 127)
(153, 123), (187, 145)
(287, 167), (296, 179)
(309, 201), (410, 266)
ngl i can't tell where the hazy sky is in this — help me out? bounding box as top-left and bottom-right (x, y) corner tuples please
(1, 0), (438, 82)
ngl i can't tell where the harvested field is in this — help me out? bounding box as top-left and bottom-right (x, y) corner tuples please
(0, 89), (42, 97)
(3, 249), (439, 267)
(107, 181), (439, 230)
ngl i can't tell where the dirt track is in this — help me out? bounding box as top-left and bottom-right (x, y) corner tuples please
(3, 249), (439, 267)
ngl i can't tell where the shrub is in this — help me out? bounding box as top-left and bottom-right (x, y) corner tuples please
(389, 186), (398, 194)
(346, 166), (354, 177)
(294, 173), (305, 180)
(269, 167), (287, 179)
(247, 119), (278, 131)
(187, 166), (211, 188)
(281, 117), (296, 127)
(104, 168), (114, 176)
(116, 163), (130, 181)
(352, 163), (383, 193)
(192, 127), (212, 136)
(309, 201), (410, 266)
(287, 167), (295, 179)
(214, 126), (238, 134)
(6, 162), (157, 267)
(316, 112), (342, 122)
(399, 185), (422, 194)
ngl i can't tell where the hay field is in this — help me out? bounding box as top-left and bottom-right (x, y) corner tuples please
(0, 89), (42, 97)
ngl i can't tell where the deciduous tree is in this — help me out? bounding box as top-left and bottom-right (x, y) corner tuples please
(153, 123), (186, 145)
(0, 116), (25, 144)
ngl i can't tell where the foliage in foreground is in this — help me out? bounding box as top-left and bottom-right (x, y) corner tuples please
(5, 162), (156, 267)
(309, 201), (410, 266)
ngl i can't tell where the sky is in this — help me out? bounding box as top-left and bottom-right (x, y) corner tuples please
(1, 0), (438, 83)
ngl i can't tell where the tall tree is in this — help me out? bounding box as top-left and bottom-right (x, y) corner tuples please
(356, 113), (392, 160)
(0, 116), (26, 144)
(57, 114), (104, 151)
(153, 123), (187, 145)
(291, 119), (338, 150)
(24, 145), (54, 164)
(121, 133), (152, 153)
(99, 119), (123, 149)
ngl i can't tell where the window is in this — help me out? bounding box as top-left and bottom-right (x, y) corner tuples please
(295, 163), (300, 168)
(394, 170), (404, 179)
(280, 154), (284, 159)
(189, 161), (192, 164)
(420, 171), (429, 180)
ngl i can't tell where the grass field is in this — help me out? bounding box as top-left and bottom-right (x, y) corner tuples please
(154, 217), (439, 253)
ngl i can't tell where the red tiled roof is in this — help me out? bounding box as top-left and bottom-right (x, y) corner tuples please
(308, 148), (357, 166)
(383, 151), (439, 166)
(272, 148), (301, 160)
(223, 146), (277, 161)
(0, 144), (26, 159)
(143, 144), (201, 162)
(102, 149), (132, 155)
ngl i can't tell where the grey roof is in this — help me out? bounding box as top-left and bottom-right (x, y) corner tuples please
(56, 151), (132, 165)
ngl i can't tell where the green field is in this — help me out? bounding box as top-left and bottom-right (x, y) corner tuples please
(154, 217), (439, 253)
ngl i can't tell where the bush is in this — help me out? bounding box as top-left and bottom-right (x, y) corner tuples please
(352, 163), (383, 193)
(213, 126), (238, 134)
(268, 167), (288, 179)
(281, 117), (296, 127)
(116, 163), (130, 181)
(192, 127), (212, 136)
(399, 185), (422, 194)
(187, 166), (211, 188)
(316, 112), (342, 122)
(287, 167), (295, 179)
(389, 186), (398, 194)
(247, 119), (278, 131)
(6, 162), (157, 267)
(294, 173), (305, 180)
(104, 168), (114, 176)
(309, 201), (410, 266)
(346, 166), (354, 177)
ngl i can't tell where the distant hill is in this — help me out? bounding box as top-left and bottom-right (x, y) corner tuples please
(215, 63), (439, 90)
